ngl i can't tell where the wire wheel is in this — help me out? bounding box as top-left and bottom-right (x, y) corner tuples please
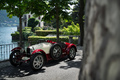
(30, 53), (44, 70)
(53, 46), (61, 57)
(68, 47), (76, 60)
(9, 50), (22, 67)
(50, 44), (62, 60)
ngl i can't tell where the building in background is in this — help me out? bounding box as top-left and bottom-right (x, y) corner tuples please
(22, 13), (44, 28)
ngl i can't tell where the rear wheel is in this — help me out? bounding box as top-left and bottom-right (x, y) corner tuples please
(30, 53), (44, 70)
(68, 47), (76, 60)
(9, 50), (22, 67)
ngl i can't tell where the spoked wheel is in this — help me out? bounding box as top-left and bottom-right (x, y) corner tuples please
(30, 53), (44, 70)
(50, 44), (62, 60)
(9, 50), (22, 67)
(68, 47), (76, 60)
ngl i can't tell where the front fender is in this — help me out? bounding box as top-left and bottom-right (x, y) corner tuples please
(11, 47), (24, 53)
(32, 49), (46, 55)
(66, 44), (77, 54)
(32, 49), (49, 62)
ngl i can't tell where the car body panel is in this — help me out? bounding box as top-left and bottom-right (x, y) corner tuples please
(29, 42), (53, 54)
(11, 47), (25, 53)
(65, 43), (77, 54)
(11, 47), (22, 51)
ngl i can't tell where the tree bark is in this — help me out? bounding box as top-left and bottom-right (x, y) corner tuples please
(56, 5), (60, 42)
(79, 0), (85, 46)
(19, 16), (22, 47)
(79, 0), (120, 80)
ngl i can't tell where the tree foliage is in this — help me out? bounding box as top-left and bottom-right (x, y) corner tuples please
(28, 17), (39, 32)
(2, 0), (30, 47)
(4, 0), (29, 17)
(43, 0), (74, 42)
(29, 0), (75, 42)
(28, 0), (48, 16)
(43, 0), (72, 22)
(71, 4), (79, 24)
(0, 0), (6, 9)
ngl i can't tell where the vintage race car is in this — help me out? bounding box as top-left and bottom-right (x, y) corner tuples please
(9, 40), (77, 70)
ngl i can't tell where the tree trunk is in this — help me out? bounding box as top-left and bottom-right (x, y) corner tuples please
(19, 16), (22, 47)
(56, 6), (60, 42)
(79, 0), (120, 80)
(79, 0), (85, 46)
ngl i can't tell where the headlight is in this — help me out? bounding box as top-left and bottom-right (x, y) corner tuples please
(29, 47), (34, 54)
(27, 47), (34, 55)
(30, 48), (34, 54)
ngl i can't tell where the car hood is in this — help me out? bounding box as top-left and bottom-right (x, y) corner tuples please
(29, 42), (53, 54)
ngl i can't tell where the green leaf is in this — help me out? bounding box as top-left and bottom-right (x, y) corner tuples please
(7, 14), (13, 18)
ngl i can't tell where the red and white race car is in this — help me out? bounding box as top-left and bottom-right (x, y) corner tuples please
(9, 40), (77, 70)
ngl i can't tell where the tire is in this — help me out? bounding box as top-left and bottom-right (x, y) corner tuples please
(50, 44), (62, 60)
(9, 50), (22, 67)
(30, 53), (44, 70)
(68, 47), (76, 60)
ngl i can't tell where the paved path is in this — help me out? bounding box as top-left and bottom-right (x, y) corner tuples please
(0, 47), (83, 80)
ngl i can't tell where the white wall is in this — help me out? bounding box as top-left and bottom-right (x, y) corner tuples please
(22, 13), (44, 28)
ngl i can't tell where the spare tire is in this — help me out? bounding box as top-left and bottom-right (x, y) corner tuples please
(50, 44), (62, 60)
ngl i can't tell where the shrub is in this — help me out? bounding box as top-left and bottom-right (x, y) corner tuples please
(25, 27), (32, 30)
(34, 27), (42, 31)
(28, 17), (39, 32)
(22, 27), (34, 40)
(28, 36), (69, 45)
(11, 27), (34, 40)
(23, 31), (34, 40)
(62, 22), (80, 35)
(35, 30), (62, 36)
(11, 31), (19, 36)
(47, 27), (54, 30)
(11, 31), (19, 40)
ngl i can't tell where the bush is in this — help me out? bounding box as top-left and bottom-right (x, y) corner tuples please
(34, 27), (42, 31)
(62, 22), (80, 35)
(47, 27), (54, 30)
(24, 27), (32, 31)
(23, 31), (34, 40)
(22, 27), (34, 40)
(11, 27), (34, 40)
(28, 36), (69, 45)
(28, 17), (39, 32)
(11, 31), (19, 36)
(35, 30), (62, 36)
(11, 31), (19, 40)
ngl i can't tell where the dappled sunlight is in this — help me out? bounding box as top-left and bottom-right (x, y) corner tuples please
(60, 60), (81, 69)
(0, 63), (45, 79)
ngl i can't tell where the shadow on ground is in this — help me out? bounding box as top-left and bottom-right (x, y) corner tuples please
(0, 61), (47, 80)
(0, 50), (82, 80)
(60, 58), (81, 69)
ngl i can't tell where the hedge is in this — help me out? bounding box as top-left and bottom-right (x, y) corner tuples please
(35, 30), (62, 36)
(28, 36), (78, 45)
(11, 31), (19, 40)
(28, 36), (68, 45)
(11, 27), (34, 40)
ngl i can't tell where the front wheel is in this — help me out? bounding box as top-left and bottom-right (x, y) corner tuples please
(68, 47), (76, 60)
(30, 53), (44, 70)
(9, 50), (22, 67)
